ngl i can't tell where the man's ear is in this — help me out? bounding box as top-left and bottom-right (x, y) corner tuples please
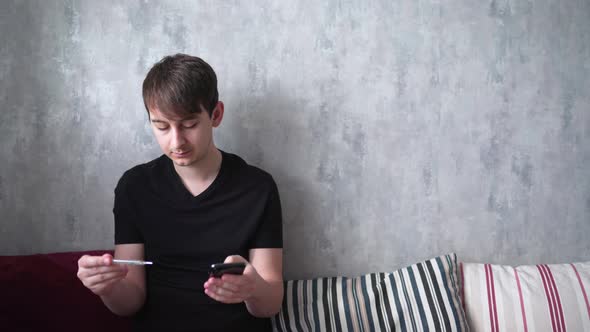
(211, 101), (224, 127)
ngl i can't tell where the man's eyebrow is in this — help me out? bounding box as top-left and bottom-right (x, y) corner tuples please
(150, 115), (200, 123)
(179, 116), (199, 121)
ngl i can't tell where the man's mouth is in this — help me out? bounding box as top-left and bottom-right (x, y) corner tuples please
(172, 150), (190, 157)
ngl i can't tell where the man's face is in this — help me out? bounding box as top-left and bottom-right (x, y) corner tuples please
(148, 103), (223, 167)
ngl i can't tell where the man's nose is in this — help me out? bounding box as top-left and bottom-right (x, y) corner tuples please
(170, 127), (186, 148)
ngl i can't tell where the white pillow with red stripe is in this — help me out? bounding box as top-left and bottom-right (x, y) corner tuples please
(461, 260), (590, 332)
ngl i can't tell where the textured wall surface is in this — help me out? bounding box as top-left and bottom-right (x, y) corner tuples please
(1, 0), (589, 279)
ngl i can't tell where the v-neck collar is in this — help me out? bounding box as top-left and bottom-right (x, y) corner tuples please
(166, 150), (227, 204)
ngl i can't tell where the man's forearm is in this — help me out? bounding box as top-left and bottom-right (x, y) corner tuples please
(245, 279), (284, 317)
(100, 278), (146, 316)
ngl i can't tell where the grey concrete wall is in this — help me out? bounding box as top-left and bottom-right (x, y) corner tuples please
(1, 0), (589, 279)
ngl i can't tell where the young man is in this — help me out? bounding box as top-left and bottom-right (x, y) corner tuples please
(77, 54), (284, 331)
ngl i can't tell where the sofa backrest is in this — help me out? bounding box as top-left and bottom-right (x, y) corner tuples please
(0, 250), (132, 332)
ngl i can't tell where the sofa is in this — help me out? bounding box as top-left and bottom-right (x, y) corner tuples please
(0, 250), (132, 332)
(271, 254), (590, 332)
(1, 251), (588, 331)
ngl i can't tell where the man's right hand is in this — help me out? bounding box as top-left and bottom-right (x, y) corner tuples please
(77, 253), (128, 296)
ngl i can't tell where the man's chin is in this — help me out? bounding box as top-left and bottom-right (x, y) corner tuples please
(171, 157), (194, 167)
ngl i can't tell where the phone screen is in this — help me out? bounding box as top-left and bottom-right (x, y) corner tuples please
(209, 262), (246, 278)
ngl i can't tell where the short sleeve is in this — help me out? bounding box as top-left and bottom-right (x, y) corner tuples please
(251, 177), (283, 248)
(113, 173), (144, 244)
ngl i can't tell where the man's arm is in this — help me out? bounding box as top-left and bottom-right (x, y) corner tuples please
(244, 248), (283, 317)
(78, 243), (146, 316)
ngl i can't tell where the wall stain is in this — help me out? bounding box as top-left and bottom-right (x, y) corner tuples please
(342, 123), (367, 158)
(316, 159), (341, 186)
(561, 91), (574, 132)
(489, 0), (512, 19)
(511, 154), (533, 191)
(317, 34), (334, 51)
(163, 13), (187, 50)
(63, 0), (80, 42)
(487, 191), (509, 221)
(135, 126), (154, 148)
(423, 166), (433, 196)
(395, 52), (408, 98)
(128, 1), (153, 76)
(309, 102), (330, 141)
(66, 211), (81, 242)
(480, 134), (501, 171)
(248, 60), (267, 95)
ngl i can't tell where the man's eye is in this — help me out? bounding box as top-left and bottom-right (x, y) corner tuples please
(155, 126), (169, 131)
(183, 122), (198, 128)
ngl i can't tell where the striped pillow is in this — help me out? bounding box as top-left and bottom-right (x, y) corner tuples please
(461, 261), (590, 332)
(272, 254), (468, 331)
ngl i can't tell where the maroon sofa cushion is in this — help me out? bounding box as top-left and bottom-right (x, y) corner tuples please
(0, 250), (132, 331)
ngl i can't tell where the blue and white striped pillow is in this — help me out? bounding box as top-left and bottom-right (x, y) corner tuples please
(272, 254), (468, 332)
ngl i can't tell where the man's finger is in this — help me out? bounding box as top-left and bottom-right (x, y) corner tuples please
(78, 254), (113, 268)
(78, 266), (121, 280)
(220, 273), (247, 285)
(217, 281), (239, 293)
(223, 255), (246, 264)
(87, 264), (128, 276)
(85, 271), (127, 287)
(205, 288), (242, 304)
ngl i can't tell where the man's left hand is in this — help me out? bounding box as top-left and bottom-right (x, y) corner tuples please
(203, 255), (261, 304)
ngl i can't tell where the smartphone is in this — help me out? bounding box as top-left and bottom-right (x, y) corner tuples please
(209, 262), (246, 278)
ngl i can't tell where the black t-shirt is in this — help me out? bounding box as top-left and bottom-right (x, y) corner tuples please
(113, 150), (283, 331)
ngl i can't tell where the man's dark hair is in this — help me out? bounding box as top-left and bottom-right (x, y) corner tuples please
(142, 54), (219, 118)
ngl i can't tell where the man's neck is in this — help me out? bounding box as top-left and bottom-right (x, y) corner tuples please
(173, 147), (222, 194)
